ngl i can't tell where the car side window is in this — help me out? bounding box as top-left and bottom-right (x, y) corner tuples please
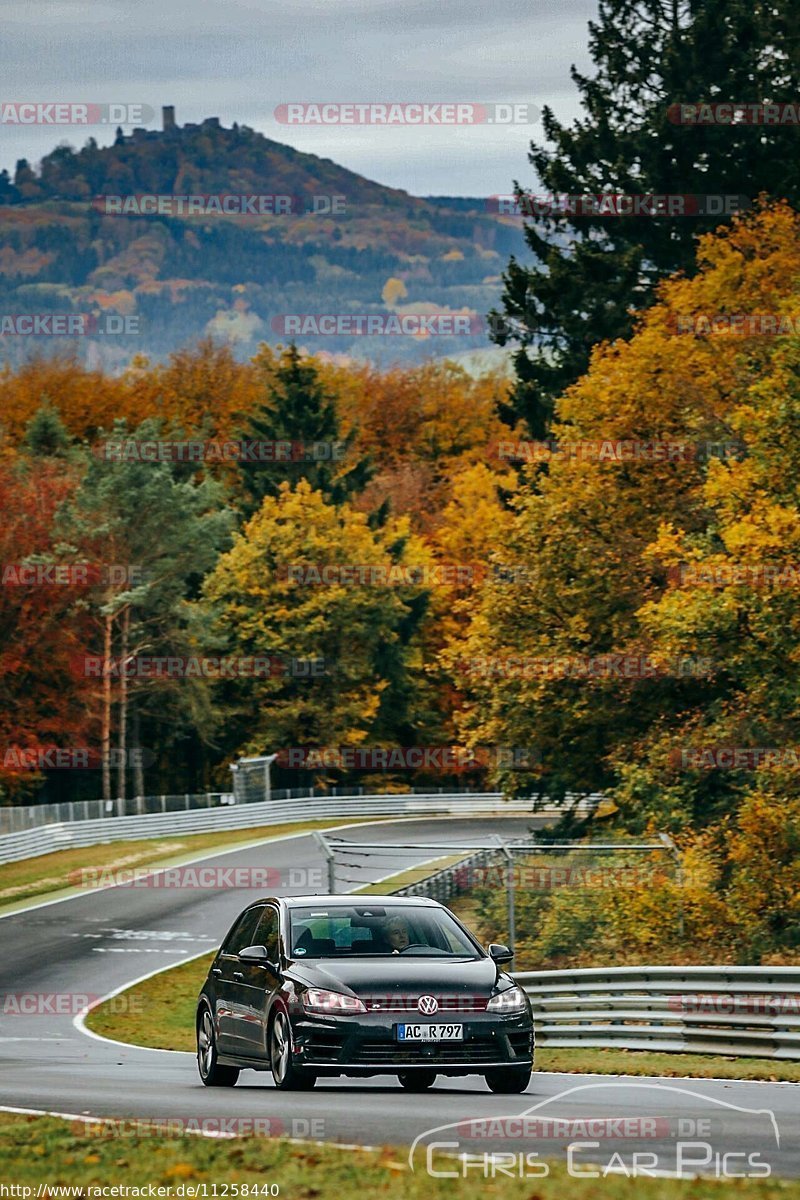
(222, 906), (263, 956)
(254, 906), (280, 961)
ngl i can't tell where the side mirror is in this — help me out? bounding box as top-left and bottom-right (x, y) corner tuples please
(488, 943), (514, 965)
(239, 944), (270, 965)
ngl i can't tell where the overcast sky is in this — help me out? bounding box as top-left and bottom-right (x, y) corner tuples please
(1, 0), (598, 196)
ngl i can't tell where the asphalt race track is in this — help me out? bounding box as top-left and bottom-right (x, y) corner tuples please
(0, 817), (797, 1180)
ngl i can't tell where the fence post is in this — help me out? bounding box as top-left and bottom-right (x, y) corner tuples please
(496, 837), (516, 953)
(314, 831), (336, 893)
(659, 832), (684, 942)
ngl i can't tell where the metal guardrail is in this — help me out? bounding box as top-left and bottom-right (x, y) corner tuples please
(0, 793), (235, 834)
(515, 966), (800, 1060)
(0, 792), (592, 866)
(0, 785), (503, 835)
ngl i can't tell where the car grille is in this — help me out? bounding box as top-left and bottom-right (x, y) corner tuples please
(354, 1038), (500, 1065)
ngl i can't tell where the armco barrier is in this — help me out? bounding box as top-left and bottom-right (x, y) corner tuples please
(0, 785), (514, 834)
(0, 793), (597, 865)
(516, 965), (800, 1060)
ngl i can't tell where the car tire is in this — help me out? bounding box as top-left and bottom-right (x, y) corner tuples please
(398, 1071), (436, 1091)
(269, 1009), (317, 1090)
(197, 1008), (240, 1087)
(484, 1066), (531, 1094)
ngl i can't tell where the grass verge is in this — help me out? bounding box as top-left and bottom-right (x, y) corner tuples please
(536, 1046), (800, 1082)
(86, 951), (215, 1050)
(0, 1111), (798, 1196)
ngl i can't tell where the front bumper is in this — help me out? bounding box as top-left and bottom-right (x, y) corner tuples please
(290, 1010), (534, 1076)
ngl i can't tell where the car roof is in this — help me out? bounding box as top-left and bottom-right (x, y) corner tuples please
(255, 894), (442, 909)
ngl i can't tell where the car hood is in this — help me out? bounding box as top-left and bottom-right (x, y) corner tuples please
(285, 955), (503, 997)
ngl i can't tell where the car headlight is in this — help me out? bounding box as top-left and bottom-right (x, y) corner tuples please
(486, 985), (528, 1014)
(302, 988), (366, 1013)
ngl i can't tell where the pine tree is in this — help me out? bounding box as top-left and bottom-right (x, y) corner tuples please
(491, 0), (800, 435)
(23, 398), (71, 457)
(237, 344), (372, 513)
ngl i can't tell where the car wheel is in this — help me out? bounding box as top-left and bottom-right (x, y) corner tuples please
(398, 1071), (436, 1091)
(197, 1008), (239, 1087)
(485, 1066), (531, 1094)
(269, 1009), (316, 1090)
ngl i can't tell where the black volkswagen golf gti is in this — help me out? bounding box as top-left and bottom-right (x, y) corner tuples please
(197, 895), (533, 1093)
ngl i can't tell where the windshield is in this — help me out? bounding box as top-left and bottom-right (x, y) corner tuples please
(288, 904), (481, 958)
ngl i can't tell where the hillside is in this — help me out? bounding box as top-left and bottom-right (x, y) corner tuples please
(0, 113), (527, 368)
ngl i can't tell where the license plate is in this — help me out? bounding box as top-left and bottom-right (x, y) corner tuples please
(396, 1023), (464, 1041)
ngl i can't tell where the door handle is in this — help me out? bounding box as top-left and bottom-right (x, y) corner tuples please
(233, 972), (244, 980)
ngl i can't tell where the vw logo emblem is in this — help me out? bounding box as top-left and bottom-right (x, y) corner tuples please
(418, 995), (439, 1015)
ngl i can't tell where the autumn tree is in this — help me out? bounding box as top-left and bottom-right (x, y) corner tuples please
(0, 454), (89, 801)
(126, 338), (260, 442)
(55, 419), (233, 798)
(0, 356), (132, 444)
(491, 0), (800, 434)
(454, 203), (800, 806)
(201, 479), (438, 784)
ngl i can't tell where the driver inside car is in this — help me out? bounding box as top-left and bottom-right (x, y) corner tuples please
(382, 915), (411, 953)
